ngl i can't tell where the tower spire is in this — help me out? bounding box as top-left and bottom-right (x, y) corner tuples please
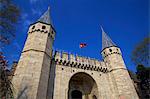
(38, 6), (52, 25)
(101, 26), (116, 50)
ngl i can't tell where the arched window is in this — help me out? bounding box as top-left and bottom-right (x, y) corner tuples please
(71, 90), (82, 99)
(42, 25), (46, 29)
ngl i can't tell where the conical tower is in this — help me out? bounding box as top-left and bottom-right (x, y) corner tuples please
(12, 7), (56, 99)
(101, 27), (139, 99)
(38, 7), (53, 25)
(101, 26), (116, 50)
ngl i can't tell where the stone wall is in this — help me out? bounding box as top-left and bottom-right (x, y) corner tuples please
(51, 50), (117, 99)
(54, 51), (108, 73)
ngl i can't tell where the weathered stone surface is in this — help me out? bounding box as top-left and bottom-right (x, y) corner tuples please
(12, 21), (55, 99)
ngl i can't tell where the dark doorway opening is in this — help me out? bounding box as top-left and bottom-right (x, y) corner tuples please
(93, 95), (97, 99)
(71, 90), (82, 99)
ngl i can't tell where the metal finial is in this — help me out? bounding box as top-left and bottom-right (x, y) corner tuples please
(48, 6), (50, 10)
(100, 25), (105, 33)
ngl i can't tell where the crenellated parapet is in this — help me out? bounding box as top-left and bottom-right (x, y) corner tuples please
(53, 50), (108, 73)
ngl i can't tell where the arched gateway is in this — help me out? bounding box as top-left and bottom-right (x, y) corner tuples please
(12, 7), (139, 99)
(68, 72), (98, 99)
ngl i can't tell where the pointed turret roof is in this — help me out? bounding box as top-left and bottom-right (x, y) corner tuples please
(101, 26), (116, 50)
(38, 7), (52, 25)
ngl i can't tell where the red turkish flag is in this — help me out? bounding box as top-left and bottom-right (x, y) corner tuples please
(79, 43), (87, 48)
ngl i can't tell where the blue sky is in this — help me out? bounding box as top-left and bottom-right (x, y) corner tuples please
(1, 0), (149, 72)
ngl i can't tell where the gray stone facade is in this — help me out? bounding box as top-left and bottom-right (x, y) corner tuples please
(12, 7), (139, 99)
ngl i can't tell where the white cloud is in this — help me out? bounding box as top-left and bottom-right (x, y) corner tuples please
(0, 47), (2, 52)
(21, 13), (32, 28)
(20, 12), (32, 32)
(12, 40), (21, 52)
(22, 13), (29, 20)
(30, 0), (38, 4)
(31, 8), (42, 16)
(23, 20), (32, 29)
(0, 42), (4, 52)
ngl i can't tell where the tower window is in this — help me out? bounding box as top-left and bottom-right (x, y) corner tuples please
(42, 25), (46, 29)
(103, 52), (105, 54)
(109, 49), (112, 52)
(32, 26), (35, 29)
(51, 31), (54, 34)
(48, 33), (50, 37)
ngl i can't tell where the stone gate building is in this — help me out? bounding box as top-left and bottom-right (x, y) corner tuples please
(12, 7), (139, 99)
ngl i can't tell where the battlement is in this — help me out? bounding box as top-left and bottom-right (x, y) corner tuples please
(53, 50), (108, 73)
